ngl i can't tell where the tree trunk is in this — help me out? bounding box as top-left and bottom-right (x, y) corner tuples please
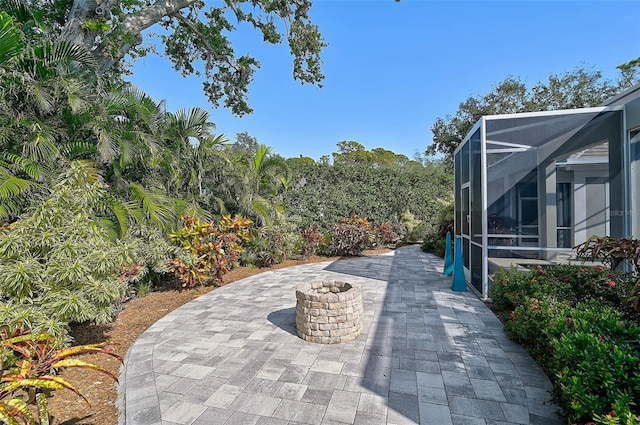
(60, 0), (196, 72)
(59, 0), (103, 46)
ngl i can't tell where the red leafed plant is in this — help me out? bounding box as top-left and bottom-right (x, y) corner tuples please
(338, 212), (372, 230)
(168, 214), (253, 287)
(0, 326), (121, 425)
(301, 225), (321, 259)
(575, 235), (640, 311)
(373, 222), (402, 247)
(575, 235), (640, 272)
(329, 213), (374, 256)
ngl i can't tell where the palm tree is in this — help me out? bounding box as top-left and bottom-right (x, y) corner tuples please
(0, 11), (98, 221)
(0, 5), (232, 232)
(0, 11), (179, 232)
(234, 144), (290, 226)
(158, 107), (230, 210)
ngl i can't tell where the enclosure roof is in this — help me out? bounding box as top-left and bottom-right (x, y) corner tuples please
(455, 83), (640, 157)
(601, 82), (640, 106)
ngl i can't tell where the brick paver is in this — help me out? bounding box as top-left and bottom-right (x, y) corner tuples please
(119, 245), (565, 424)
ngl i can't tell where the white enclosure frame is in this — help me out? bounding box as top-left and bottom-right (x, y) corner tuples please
(453, 84), (640, 298)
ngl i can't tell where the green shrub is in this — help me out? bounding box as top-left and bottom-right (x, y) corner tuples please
(420, 203), (453, 255)
(242, 227), (289, 267)
(593, 397), (640, 425)
(545, 264), (631, 306)
(123, 223), (185, 293)
(0, 162), (133, 340)
(551, 302), (640, 424)
(436, 203), (454, 233)
(494, 262), (640, 424)
(434, 239), (447, 257)
(491, 264), (636, 321)
(421, 231), (439, 252)
(489, 266), (570, 315)
(422, 234), (446, 256)
(316, 233), (332, 256)
(401, 210), (426, 243)
(504, 296), (572, 364)
(505, 298), (640, 423)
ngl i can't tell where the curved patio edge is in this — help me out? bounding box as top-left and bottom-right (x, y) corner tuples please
(119, 245), (565, 425)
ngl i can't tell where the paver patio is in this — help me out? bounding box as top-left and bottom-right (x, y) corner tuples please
(119, 245), (565, 425)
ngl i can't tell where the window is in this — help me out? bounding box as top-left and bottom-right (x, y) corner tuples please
(556, 182), (572, 248)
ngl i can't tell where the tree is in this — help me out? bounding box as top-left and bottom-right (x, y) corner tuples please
(0, 10), (100, 220)
(616, 56), (640, 90)
(231, 131), (260, 155)
(237, 144), (289, 225)
(529, 67), (620, 111)
(331, 141), (415, 168)
(47, 0), (327, 115)
(426, 65), (640, 164)
(283, 153), (452, 231)
(370, 147), (410, 167)
(332, 141), (372, 165)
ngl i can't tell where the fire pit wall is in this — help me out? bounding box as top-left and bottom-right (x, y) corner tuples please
(295, 280), (363, 344)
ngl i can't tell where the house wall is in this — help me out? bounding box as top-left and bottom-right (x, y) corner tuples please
(627, 99), (640, 238)
(573, 167), (609, 244)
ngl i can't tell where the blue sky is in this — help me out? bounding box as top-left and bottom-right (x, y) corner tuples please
(128, 1), (640, 160)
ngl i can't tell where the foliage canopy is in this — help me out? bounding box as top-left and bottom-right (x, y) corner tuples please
(426, 62), (640, 164)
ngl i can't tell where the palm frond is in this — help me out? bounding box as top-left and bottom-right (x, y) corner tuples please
(94, 125), (118, 162)
(0, 152), (42, 180)
(0, 11), (23, 64)
(0, 198), (21, 221)
(186, 107), (212, 133)
(128, 183), (174, 229)
(168, 107), (213, 141)
(121, 200), (145, 224)
(64, 77), (93, 113)
(253, 144), (272, 172)
(279, 174), (292, 190)
(36, 41), (97, 72)
(0, 0), (34, 25)
(103, 196), (129, 238)
(96, 218), (119, 240)
(197, 133), (229, 158)
(125, 86), (160, 123)
(60, 140), (97, 160)
(104, 90), (128, 113)
(173, 198), (210, 222)
(117, 137), (137, 167)
(212, 196), (228, 215)
(0, 170), (36, 199)
(23, 125), (58, 161)
(25, 80), (56, 114)
(137, 132), (160, 159)
(251, 197), (273, 226)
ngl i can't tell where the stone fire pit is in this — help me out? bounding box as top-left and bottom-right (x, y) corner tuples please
(295, 280), (363, 344)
